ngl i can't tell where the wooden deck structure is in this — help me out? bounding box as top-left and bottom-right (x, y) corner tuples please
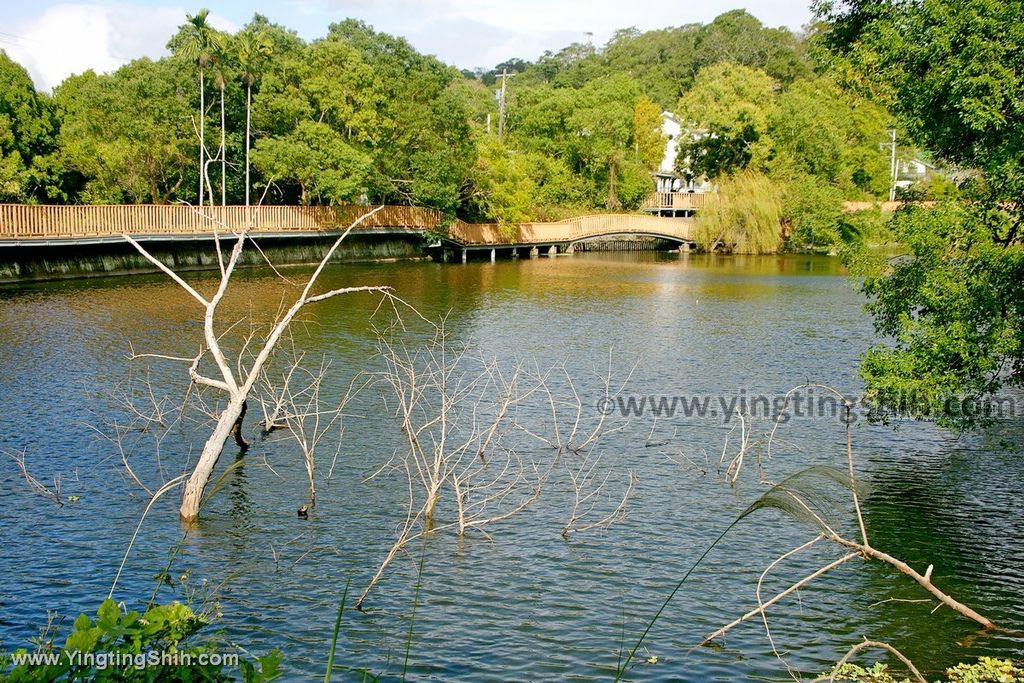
(0, 204), (694, 249)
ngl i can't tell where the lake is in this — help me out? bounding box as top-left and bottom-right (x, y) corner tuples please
(0, 251), (1021, 681)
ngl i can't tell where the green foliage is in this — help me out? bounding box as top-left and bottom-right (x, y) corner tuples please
(945, 657), (1024, 683)
(676, 62), (776, 178)
(767, 78), (891, 195)
(819, 0), (1024, 428)
(527, 10), (811, 109)
(0, 599), (281, 682)
(693, 170), (784, 254)
(468, 137), (580, 225)
(783, 175), (846, 250)
(817, 0), (1024, 205)
(829, 662), (913, 683)
(857, 202), (1024, 429)
(252, 121), (370, 204)
(825, 657), (1024, 683)
(324, 20), (475, 214)
(0, 50), (58, 201)
(632, 95), (665, 171)
(54, 59), (196, 203)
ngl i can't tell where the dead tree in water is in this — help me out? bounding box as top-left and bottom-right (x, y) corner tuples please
(696, 384), (995, 675)
(617, 383), (996, 681)
(124, 206), (392, 522)
(357, 329), (634, 608)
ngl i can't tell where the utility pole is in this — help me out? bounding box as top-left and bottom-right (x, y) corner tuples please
(881, 128), (898, 202)
(497, 68), (508, 140)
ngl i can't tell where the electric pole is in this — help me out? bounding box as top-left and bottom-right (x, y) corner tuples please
(498, 68), (508, 140)
(881, 128), (898, 202)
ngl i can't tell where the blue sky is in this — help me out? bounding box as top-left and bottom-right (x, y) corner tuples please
(0, 1), (813, 91)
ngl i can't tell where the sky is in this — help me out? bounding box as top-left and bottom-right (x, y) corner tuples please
(0, 0), (814, 91)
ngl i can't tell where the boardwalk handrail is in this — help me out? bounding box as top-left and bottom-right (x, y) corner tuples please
(448, 214), (693, 245)
(0, 204), (444, 239)
(641, 192), (708, 210)
(0, 203), (692, 246)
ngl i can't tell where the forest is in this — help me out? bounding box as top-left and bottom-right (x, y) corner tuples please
(1, 10), (915, 250)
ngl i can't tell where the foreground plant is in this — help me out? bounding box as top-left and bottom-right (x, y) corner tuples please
(0, 599), (281, 682)
(822, 656), (1023, 683)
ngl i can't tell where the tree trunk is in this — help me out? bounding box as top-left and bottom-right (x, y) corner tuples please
(180, 396), (245, 522)
(198, 70), (205, 207)
(245, 85), (251, 208)
(220, 84), (226, 207)
(231, 400), (250, 451)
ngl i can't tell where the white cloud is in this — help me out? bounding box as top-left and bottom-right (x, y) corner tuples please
(4, 3), (235, 91)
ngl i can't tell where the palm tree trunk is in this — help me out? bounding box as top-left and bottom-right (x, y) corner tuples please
(220, 83), (226, 206)
(245, 85), (251, 208)
(198, 69), (205, 207)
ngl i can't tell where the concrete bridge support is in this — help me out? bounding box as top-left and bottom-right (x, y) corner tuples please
(547, 245), (557, 257)
(461, 249), (467, 263)
(490, 248), (496, 263)
(564, 243), (576, 254)
(529, 247), (539, 259)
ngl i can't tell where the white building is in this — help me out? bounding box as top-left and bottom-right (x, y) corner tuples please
(654, 112), (710, 194)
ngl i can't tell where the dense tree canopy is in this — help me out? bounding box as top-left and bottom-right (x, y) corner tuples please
(0, 8), (899, 230)
(54, 59), (196, 203)
(816, 0), (1024, 427)
(0, 51), (57, 201)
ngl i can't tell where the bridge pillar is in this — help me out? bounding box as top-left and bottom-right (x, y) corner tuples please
(441, 248), (449, 263)
(529, 247), (539, 259)
(547, 245), (557, 257)
(490, 248), (496, 263)
(564, 243), (575, 254)
(680, 242), (691, 253)
(511, 248), (519, 259)
(461, 249), (467, 263)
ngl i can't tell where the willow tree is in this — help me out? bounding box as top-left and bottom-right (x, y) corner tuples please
(693, 170), (784, 253)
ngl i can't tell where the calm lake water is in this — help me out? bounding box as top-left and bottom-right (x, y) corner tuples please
(0, 252), (1022, 681)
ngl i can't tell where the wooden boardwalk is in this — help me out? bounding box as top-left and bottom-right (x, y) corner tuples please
(0, 204), (694, 248)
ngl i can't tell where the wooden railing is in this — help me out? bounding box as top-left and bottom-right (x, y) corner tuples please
(0, 204), (693, 246)
(0, 204), (445, 240)
(641, 192), (708, 210)
(448, 214), (693, 245)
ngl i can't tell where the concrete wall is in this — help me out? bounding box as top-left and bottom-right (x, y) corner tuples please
(0, 234), (427, 283)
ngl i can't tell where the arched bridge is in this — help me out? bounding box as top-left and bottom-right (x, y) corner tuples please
(0, 204), (694, 256)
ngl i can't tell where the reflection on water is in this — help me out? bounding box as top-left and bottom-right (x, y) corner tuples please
(0, 252), (1021, 681)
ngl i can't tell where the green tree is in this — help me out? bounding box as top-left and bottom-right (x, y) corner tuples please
(325, 20), (475, 213)
(632, 95), (666, 170)
(817, 0), (1024, 427)
(0, 51), (57, 201)
(251, 37), (378, 204)
(54, 59), (195, 203)
(693, 170), (784, 253)
(767, 78), (890, 195)
(676, 62), (777, 178)
(251, 120), (370, 204)
(468, 136), (580, 224)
